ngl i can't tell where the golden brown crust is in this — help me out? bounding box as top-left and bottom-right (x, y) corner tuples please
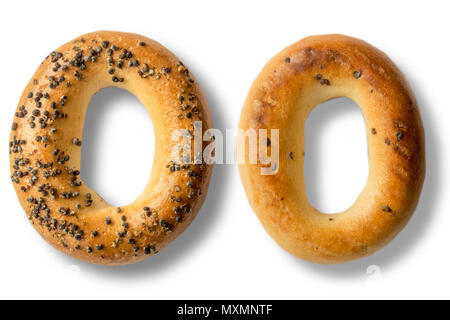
(10, 31), (213, 265)
(238, 34), (425, 264)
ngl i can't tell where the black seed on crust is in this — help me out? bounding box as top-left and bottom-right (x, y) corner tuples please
(144, 245), (155, 254)
(395, 131), (404, 141)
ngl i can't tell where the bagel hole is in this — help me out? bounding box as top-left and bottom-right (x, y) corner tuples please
(304, 97), (368, 214)
(81, 87), (154, 206)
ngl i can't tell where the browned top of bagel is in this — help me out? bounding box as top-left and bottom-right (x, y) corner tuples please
(239, 34), (425, 263)
(10, 31), (212, 265)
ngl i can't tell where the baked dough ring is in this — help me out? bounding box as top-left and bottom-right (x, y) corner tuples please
(239, 34), (425, 264)
(10, 31), (212, 265)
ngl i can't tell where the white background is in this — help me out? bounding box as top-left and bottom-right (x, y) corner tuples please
(0, 0), (448, 299)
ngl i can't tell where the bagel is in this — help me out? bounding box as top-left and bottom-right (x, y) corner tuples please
(238, 34), (425, 264)
(9, 31), (213, 265)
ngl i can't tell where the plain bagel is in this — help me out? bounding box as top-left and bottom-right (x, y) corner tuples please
(9, 31), (213, 265)
(238, 34), (425, 264)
